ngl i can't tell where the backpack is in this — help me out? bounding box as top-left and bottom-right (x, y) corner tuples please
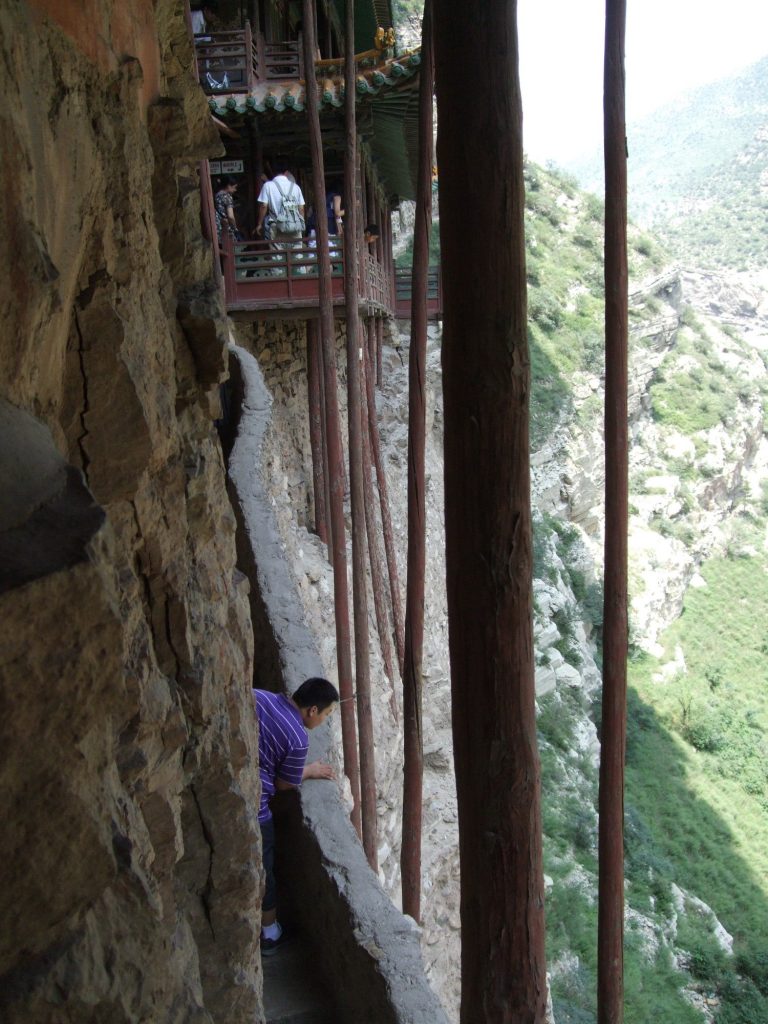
(273, 179), (305, 235)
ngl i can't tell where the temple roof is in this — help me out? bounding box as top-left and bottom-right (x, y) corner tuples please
(207, 50), (422, 201)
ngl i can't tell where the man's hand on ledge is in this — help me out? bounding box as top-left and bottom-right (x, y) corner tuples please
(302, 761), (335, 781)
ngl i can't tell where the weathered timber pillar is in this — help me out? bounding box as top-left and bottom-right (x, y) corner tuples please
(434, 0), (548, 1020)
(307, 319), (328, 545)
(302, 0), (361, 834)
(366, 317), (376, 387)
(375, 312), (384, 386)
(360, 346), (398, 717)
(364, 342), (405, 672)
(598, 0), (629, 1021)
(400, 0), (433, 924)
(344, 0), (377, 868)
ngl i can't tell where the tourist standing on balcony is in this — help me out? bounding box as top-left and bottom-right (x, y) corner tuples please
(255, 165), (306, 257)
(214, 175), (240, 240)
(363, 223), (380, 246)
(189, 2), (216, 36)
(325, 183), (344, 237)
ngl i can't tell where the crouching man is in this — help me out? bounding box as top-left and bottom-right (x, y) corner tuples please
(253, 677), (338, 955)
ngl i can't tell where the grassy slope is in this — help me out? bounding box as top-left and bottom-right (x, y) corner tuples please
(626, 530), (768, 1022)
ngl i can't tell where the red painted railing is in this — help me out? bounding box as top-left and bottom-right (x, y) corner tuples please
(394, 265), (442, 319)
(218, 232), (394, 315)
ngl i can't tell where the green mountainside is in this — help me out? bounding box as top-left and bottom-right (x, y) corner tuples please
(398, 157), (768, 1024)
(572, 56), (768, 272)
(390, 7), (768, 1016)
(525, 166), (768, 1023)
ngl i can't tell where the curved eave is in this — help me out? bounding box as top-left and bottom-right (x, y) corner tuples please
(208, 50), (422, 202)
(206, 51), (421, 117)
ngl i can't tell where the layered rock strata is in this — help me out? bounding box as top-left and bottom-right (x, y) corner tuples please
(0, 4), (262, 1021)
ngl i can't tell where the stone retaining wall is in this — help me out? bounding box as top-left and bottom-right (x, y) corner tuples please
(227, 343), (449, 1024)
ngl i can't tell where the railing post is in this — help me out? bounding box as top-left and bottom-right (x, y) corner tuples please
(199, 161), (225, 300)
(221, 229), (237, 303)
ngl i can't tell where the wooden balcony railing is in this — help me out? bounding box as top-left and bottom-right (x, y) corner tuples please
(258, 38), (304, 81)
(394, 266), (443, 320)
(219, 232), (394, 316)
(195, 24), (303, 92)
(195, 24), (257, 92)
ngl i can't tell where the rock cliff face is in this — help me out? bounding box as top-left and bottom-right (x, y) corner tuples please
(0, 4), (262, 1021)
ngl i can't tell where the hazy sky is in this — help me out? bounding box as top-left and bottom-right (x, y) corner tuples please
(518, 0), (768, 165)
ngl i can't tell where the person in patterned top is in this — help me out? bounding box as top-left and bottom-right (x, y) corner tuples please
(253, 677), (338, 955)
(214, 175), (239, 239)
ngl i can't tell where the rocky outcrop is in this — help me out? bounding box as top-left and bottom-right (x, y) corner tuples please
(0, 4), (262, 1021)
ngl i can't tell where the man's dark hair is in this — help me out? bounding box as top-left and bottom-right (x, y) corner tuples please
(292, 677), (339, 710)
(364, 223), (380, 237)
(274, 159), (293, 175)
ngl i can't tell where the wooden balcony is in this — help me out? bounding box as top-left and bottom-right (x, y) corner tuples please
(394, 266), (442, 320)
(194, 25), (303, 93)
(220, 232), (394, 320)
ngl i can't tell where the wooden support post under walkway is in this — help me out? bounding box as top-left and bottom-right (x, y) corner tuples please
(302, 0), (361, 836)
(363, 341), (405, 674)
(360, 343), (398, 720)
(375, 316), (383, 392)
(344, 0), (377, 870)
(366, 317), (376, 382)
(435, 0), (548, 1019)
(306, 319), (328, 546)
(598, 0), (629, 1020)
(400, 0), (433, 925)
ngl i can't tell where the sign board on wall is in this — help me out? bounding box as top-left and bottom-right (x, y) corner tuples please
(209, 160), (244, 175)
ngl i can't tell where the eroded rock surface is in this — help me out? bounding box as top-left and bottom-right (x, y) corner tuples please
(0, 4), (262, 1021)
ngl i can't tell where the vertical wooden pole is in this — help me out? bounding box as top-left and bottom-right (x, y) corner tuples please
(375, 311), (384, 388)
(364, 342), (405, 673)
(435, 0), (548, 1019)
(307, 319), (328, 544)
(360, 348), (399, 717)
(344, 0), (378, 869)
(302, 0), (361, 835)
(598, 0), (629, 1020)
(366, 316), (376, 379)
(319, 345), (334, 562)
(400, 0), (433, 925)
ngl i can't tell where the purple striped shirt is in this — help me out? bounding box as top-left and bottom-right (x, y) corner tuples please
(253, 689), (308, 822)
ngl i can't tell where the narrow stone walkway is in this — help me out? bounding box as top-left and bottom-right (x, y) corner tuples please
(263, 933), (339, 1024)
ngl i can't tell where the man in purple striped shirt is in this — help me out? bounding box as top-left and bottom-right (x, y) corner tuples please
(253, 677), (338, 955)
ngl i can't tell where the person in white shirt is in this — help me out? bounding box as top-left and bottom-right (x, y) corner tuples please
(256, 167), (305, 240)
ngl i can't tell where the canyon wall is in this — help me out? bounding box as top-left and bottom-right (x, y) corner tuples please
(0, 3), (263, 1021)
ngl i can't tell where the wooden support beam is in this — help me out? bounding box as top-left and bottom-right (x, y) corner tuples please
(306, 319), (328, 545)
(344, 0), (378, 871)
(375, 308), (383, 387)
(302, 0), (361, 835)
(366, 315), (376, 376)
(363, 340), (405, 675)
(435, 0), (548, 1018)
(598, 0), (629, 1020)
(360, 344), (399, 719)
(400, 0), (433, 925)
